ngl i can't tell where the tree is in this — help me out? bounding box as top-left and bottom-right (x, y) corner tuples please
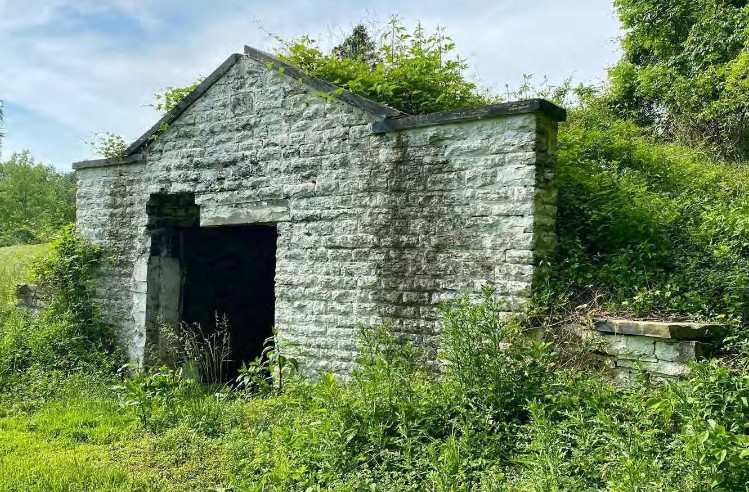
(0, 151), (76, 245)
(332, 24), (378, 67)
(610, 0), (749, 158)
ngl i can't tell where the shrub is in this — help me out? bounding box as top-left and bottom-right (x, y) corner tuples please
(278, 18), (488, 114)
(440, 288), (555, 421)
(0, 226), (121, 387)
(537, 89), (749, 324)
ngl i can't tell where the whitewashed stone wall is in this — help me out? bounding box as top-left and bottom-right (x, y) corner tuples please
(75, 49), (564, 375)
(76, 160), (150, 359)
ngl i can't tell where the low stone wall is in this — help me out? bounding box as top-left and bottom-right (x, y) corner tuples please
(15, 283), (46, 316)
(587, 319), (727, 383)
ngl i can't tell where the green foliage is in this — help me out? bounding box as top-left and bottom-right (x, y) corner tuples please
(611, 0), (749, 158)
(0, 243), (49, 307)
(161, 316), (231, 386)
(0, 227), (121, 388)
(538, 88), (749, 323)
(33, 225), (106, 325)
(151, 78), (204, 115)
(114, 365), (185, 431)
(86, 132), (127, 159)
(440, 288), (554, 420)
(0, 151), (75, 246)
(279, 18), (488, 114)
(4, 295), (749, 490)
(332, 24), (378, 65)
(235, 327), (298, 397)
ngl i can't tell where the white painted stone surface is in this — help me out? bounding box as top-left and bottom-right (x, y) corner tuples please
(75, 54), (560, 375)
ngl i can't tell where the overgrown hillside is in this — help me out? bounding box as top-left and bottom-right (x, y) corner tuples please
(546, 95), (749, 324)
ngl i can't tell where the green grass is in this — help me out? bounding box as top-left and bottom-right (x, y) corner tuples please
(0, 377), (163, 492)
(0, 243), (50, 306)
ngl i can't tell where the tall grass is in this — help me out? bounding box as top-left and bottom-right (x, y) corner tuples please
(0, 243), (49, 306)
(2, 298), (749, 490)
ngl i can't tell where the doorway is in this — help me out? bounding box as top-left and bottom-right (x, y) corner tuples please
(180, 224), (277, 381)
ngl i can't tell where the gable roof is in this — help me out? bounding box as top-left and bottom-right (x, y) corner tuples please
(122, 53), (242, 157)
(73, 45), (565, 170)
(125, 47), (403, 158)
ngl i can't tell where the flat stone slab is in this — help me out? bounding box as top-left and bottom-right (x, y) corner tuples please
(594, 319), (727, 341)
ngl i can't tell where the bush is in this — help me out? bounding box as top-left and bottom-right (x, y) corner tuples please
(0, 226), (121, 388)
(278, 18), (488, 115)
(440, 288), (554, 421)
(536, 89), (749, 325)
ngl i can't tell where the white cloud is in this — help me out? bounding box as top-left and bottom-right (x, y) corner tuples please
(0, 0), (621, 169)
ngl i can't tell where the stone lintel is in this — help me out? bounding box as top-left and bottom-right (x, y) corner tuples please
(594, 319), (728, 341)
(199, 199), (290, 227)
(371, 99), (567, 134)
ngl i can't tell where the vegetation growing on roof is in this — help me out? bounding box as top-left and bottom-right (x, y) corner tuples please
(277, 17), (489, 115)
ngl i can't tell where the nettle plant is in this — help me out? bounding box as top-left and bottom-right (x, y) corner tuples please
(277, 17), (489, 114)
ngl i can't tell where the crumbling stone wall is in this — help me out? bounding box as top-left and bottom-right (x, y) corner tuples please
(591, 319), (726, 382)
(74, 48), (564, 375)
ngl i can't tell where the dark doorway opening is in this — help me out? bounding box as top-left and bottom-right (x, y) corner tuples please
(180, 224), (277, 382)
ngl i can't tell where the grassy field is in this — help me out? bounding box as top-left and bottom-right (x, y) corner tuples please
(0, 378), (160, 491)
(0, 243), (50, 306)
(0, 244), (168, 491)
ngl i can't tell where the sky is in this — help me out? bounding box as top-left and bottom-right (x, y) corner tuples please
(0, 1), (622, 171)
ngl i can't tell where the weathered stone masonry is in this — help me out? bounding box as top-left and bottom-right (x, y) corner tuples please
(73, 46), (565, 376)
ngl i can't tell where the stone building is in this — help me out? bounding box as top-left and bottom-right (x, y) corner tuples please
(73, 46), (565, 377)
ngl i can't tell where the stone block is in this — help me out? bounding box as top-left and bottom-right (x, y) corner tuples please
(594, 319), (727, 340)
(654, 340), (712, 362)
(615, 358), (690, 378)
(598, 334), (657, 362)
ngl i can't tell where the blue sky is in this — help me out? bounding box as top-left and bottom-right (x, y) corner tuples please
(0, 1), (622, 170)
